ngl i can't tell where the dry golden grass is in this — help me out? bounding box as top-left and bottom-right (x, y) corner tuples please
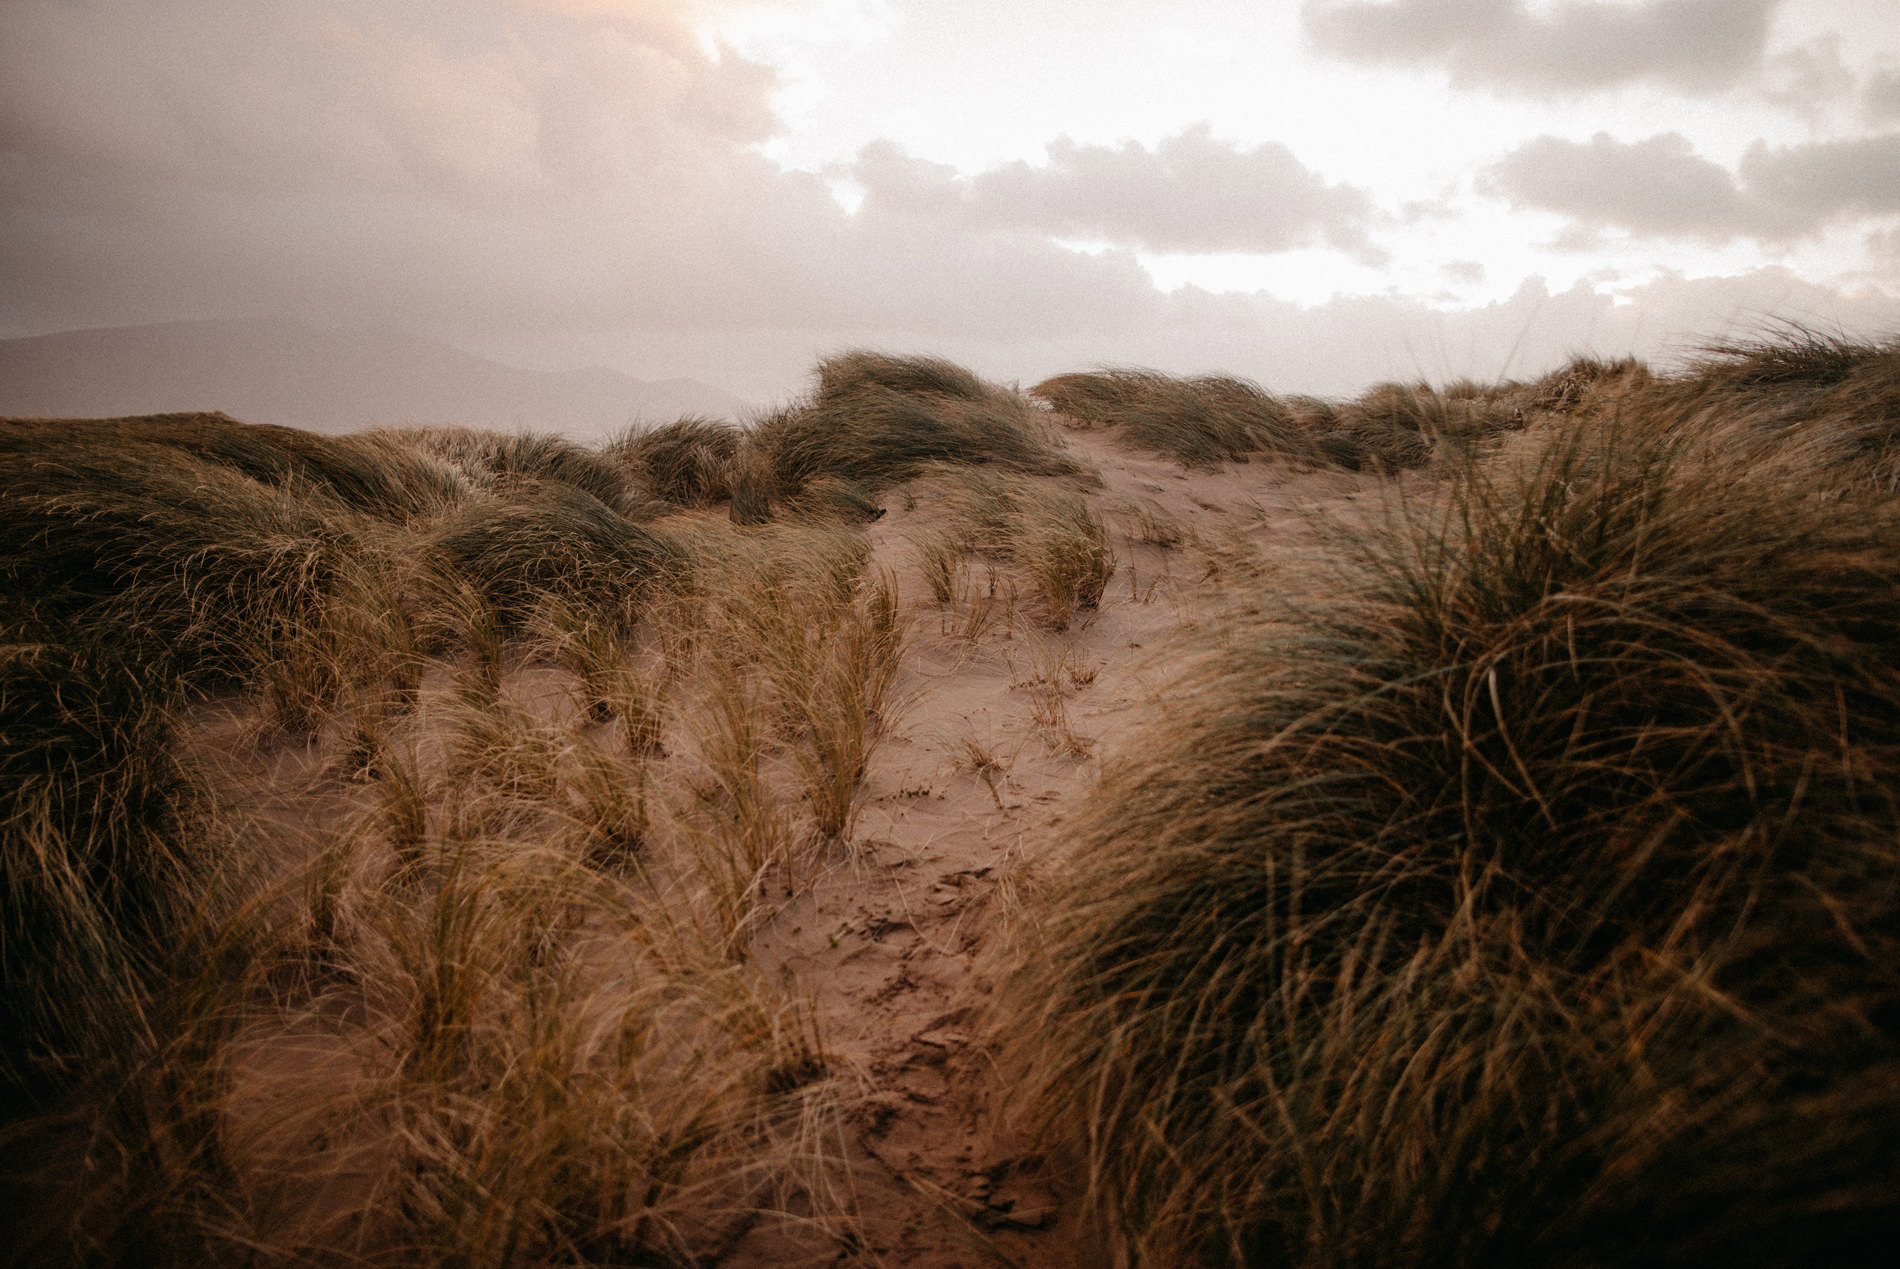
(0, 405), (895, 1260)
(996, 334), (1900, 1267)
(1033, 365), (1531, 474)
(8, 334), (1900, 1265)
(922, 469), (1115, 631)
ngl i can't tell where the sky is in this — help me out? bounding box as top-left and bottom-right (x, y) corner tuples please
(4, 0), (1900, 402)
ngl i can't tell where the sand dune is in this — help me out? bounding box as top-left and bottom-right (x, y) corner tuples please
(6, 339), (1898, 1265)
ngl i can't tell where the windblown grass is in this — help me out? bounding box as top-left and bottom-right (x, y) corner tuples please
(1033, 368), (1529, 473)
(0, 431), (374, 686)
(737, 351), (1083, 521)
(1, 408), (889, 1260)
(424, 479), (685, 633)
(604, 416), (742, 509)
(673, 522), (908, 875)
(1, 412), (466, 521)
(930, 470), (1114, 630)
(908, 524), (1011, 641)
(394, 425), (657, 519)
(1639, 326), (1900, 490)
(999, 403), (1900, 1265)
(1327, 379), (1504, 469)
(0, 420), (400, 1097)
(530, 599), (669, 750)
(1032, 369), (1319, 469)
(16, 331), (1899, 1264)
(0, 638), (231, 1104)
(1525, 353), (1652, 414)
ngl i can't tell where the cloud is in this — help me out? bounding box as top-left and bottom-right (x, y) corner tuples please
(852, 126), (1378, 260)
(1862, 65), (1900, 123)
(1485, 130), (1900, 244)
(1870, 225), (1900, 269)
(1485, 133), (1784, 242)
(0, 0), (1180, 355)
(1739, 133), (1900, 220)
(968, 126), (1376, 258)
(1302, 0), (1780, 95)
(1760, 35), (1855, 121)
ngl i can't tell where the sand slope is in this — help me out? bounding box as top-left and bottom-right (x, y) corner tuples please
(717, 430), (1385, 1265)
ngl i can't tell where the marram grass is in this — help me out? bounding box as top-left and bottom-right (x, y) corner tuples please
(1031, 366), (1530, 473)
(997, 400), (1900, 1267)
(9, 338), (1900, 1263)
(0, 407), (907, 1260)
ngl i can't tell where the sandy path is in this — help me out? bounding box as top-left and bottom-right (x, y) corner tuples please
(725, 430), (1386, 1266)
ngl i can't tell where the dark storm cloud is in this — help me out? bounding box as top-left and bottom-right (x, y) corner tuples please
(852, 126), (1379, 261)
(1302, 0), (1780, 94)
(1485, 130), (1900, 244)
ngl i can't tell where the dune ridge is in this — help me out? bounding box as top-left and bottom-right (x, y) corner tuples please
(4, 332), (1898, 1266)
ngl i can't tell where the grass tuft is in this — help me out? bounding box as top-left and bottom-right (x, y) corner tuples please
(737, 351), (1083, 521)
(1032, 368), (1316, 469)
(604, 416), (742, 508)
(1000, 407), (1900, 1265)
(425, 479), (685, 633)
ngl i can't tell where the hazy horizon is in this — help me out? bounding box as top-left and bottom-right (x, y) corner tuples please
(0, 316), (754, 435)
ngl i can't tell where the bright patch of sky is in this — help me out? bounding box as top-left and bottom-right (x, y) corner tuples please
(700, 0), (1900, 305)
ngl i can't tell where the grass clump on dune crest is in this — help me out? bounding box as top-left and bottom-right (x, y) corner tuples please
(585, 351), (1094, 527)
(1637, 327), (1900, 490)
(0, 432), (372, 683)
(1032, 367), (1526, 473)
(605, 415), (743, 508)
(424, 479), (686, 633)
(2, 412), (467, 521)
(736, 350), (1084, 522)
(1327, 378), (1517, 469)
(393, 425), (661, 519)
(1032, 368), (1318, 469)
(1000, 409), (1900, 1266)
(1525, 353), (1652, 414)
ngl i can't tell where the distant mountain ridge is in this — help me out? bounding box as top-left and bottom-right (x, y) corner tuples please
(0, 318), (751, 437)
